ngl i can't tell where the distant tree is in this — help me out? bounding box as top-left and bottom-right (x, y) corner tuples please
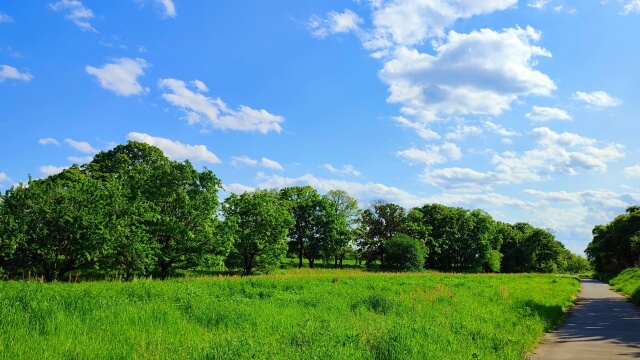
(359, 201), (406, 269)
(325, 190), (361, 268)
(222, 190), (293, 275)
(586, 206), (640, 274)
(385, 234), (426, 272)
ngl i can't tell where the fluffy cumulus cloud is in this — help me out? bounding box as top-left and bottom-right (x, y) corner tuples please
(49, 0), (96, 32)
(231, 155), (283, 170)
(420, 127), (624, 190)
(362, 0), (517, 49)
(483, 121), (519, 137)
(127, 132), (221, 164)
(158, 78), (284, 134)
(572, 91), (622, 107)
(379, 26), (555, 122)
(64, 138), (98, 154)
(397, 142), (462, 165)
(323, 164), (362, 177)
(445, 125), (482, 140)
(0, 65), (33, 83)
(526, 106), (572, 121)
(625, 165), (640, 178)
(86, 58), (149, 96)
(309, 9), (363, 38)
(0, 12), (14, 23)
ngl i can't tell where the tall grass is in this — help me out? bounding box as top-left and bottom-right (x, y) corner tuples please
(0, 270), (579, 359)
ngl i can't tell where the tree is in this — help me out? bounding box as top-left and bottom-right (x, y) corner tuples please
(359, 201), (406, 269)
(222, 190), (293, 275)
(385, 234), (426, 272)
(0, 166), (108, 282)
(85, 141), (228, 279)
(325, 190), (361, 268)
(586, 206), (640, 274)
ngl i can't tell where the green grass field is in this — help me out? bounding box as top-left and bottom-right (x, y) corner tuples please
(0, 270), (579, 359)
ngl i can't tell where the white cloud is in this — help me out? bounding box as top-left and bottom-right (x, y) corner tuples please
(0, 12), (14, 23)
(49, 0), (96, 32)
(158, 78), (285, 134)
(86, 58), (149, 96)
(223, 183), (256, 195)
(191, 80), (208, 92)
(625, 165), (640, 178)
(363, 0), (517, 49)
(380, 26), (555, 121)
(39, 165), (68, 176)
(155, 0), (176, 17)
(397, 142), (462, 165)
(126, 132), (221, 164)
(231, 156), (259, 167)
(392, 116), (440, 139)
(484, 121), (519, 137)
(260, 158), (284, 171)
(0, 65), (33, 83)
(68, 156), (94, 164)
(309, 9), (363, 38)
(572, 91), (622, 107)
(39, 137), (60, 146)
(64, 138), (98, 154)
(527, 0), (550, 9)
(230, 155), (283, 170)
(445, 125), (482, 140)
(622, 0), (640, 14)
(323, 164), (362, 177)
(0, 172), (11, 182)
(526, 106), (572, 121)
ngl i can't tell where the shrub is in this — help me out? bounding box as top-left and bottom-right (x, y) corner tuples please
(385, 234), (426, 272)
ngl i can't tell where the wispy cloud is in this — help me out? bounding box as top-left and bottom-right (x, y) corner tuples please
(0, 65), (33, 83)
(622, 0), (640, 15)
(0, 12), (14, 23)
(64, 138), (98, 154)
(86, 58), (149, 96)
(323, 164), (362, 177)
(159, 78), (285, 134)
(39, 138), (60, 146)
(0, 172), (11, 183)
(572, 91), (622, 107)
(625, 165), (640, 178)
(309, 9), (363, 38)
(526, 106), (572, 121)
(127, 132), (221, 164)
(49, 0), (97, 32)
(39, 165), (68, 176)
(397, 143), (462, 166)
(155, 0), (176, 18)
(231, 155), (283, 170)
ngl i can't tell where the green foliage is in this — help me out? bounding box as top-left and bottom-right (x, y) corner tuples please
(359, 201), (406, 268)
(0, 272), (580, 359)
(384, 234), (426, 271)
(222, 190), (294, 275)
(586, 206), (640, 274)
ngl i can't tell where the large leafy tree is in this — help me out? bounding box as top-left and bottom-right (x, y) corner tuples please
(222, 190), (293, 275)
(325, 190), (360, 268)
(85, 141), (228, 279)
(0, 166), (108, 282)
(359, 201), (406, 269)
(586, 206), (640, 274)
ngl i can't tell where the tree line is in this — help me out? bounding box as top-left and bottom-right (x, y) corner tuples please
(0, 141), (590, 282)
(586, 206), (640, 274)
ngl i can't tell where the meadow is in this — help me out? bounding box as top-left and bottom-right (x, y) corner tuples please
(609, 268), (640, 304)
(0, 270), (580, 359)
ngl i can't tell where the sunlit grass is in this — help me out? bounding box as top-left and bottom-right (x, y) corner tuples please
(0, 272), (579, 359)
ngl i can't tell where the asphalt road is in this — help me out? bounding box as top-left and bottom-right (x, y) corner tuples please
(529, 278), (640, 359)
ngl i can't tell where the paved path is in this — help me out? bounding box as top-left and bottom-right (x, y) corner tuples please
(529, 278), (640, 359)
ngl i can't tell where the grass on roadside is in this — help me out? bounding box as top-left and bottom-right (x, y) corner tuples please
(0, 271), (579, 359)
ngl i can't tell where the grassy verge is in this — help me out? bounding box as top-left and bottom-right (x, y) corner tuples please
(0, 270), (579, 359)
(609, 268), (640, 303)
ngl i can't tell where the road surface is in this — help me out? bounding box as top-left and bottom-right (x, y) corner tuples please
(529, 278), (640, 359)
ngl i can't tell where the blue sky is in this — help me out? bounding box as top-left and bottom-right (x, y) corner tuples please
(1, 0), (639, 255)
